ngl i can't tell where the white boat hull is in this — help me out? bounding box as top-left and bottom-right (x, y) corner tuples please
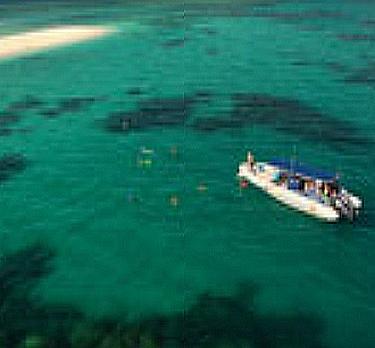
(238, 162), (340, 222)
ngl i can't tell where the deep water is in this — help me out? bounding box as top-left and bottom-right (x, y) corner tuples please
(0, 0), (374, 347)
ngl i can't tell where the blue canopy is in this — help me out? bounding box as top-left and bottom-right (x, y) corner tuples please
(269, 158), (336, 181)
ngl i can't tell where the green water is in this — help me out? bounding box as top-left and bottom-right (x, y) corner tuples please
(0, 0), (374, 347)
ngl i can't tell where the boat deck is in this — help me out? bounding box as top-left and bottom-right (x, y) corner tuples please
(238, 162), (340, 222)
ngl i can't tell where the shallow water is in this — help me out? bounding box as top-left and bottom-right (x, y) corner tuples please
(0, 0), (374, 347)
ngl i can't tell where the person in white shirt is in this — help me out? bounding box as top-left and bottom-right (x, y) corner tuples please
(247, 151), (255, 171)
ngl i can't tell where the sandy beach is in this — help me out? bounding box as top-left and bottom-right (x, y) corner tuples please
(0, 25), (116, 60)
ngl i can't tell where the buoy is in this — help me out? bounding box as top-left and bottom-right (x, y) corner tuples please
(240, 180), (249, 188)
(127, 191), (139, 203)
(197, 183), (208, 192)
(137, 158), (152, 167)
(170, 145), (178, 156)
(140, 147), (154, 155)
(169, 195), (179, 207)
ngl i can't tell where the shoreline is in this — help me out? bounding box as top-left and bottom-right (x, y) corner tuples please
(0, 25), (117, 60)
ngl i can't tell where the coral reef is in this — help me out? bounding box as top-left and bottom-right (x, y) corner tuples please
(0, 249), (327, 348)
(0, 153), (27, 183)
(104, 92), (211, 133)
(39, 96), (104, 118)
(192, 93), (373, 151)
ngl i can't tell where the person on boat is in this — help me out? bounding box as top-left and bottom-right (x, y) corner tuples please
(299, 177), (305, 191)
(329, 187), (337, 206)
(316, 180), (323, 197)
(304, 180), (314, 196)
(330, 181), (339, 197)
(280, 173), (288, 188)
(247, 151), (255, 171)
(304, 181), (308, 193)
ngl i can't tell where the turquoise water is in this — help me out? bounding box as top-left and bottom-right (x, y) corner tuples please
(0, 0), (374, 347)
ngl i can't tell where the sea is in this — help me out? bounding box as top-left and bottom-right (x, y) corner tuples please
(0, 0), (374, 347)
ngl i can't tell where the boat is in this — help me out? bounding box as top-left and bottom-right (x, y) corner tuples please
(237, 151), (362, 222)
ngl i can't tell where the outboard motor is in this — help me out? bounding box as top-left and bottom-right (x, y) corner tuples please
(348, 195), (362, 220)
(349, 196), (362, 210)
(335, 189), (362, 221)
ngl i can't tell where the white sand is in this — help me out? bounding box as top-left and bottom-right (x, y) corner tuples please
(0, 25), (116, 60)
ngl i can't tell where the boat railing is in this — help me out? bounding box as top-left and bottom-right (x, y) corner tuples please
(244, 161), (340, 208)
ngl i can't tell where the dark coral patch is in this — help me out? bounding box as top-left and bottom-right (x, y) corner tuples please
(57, 96), (98, 113)
(139, 282), (325, 348)
(104, 95), (197, 133)
(0, 96), (43, 135)
(39, 108), (62, 118)
(201, 26), (217, 35)
(0, 243), (54, 307)
(6, 95), (44, 112)
(325, 61), (348, 74)
(250, 9), (344, 22)
(0, 277), (327, 348)
(127, 87), (144, 96)
(193, 90), (214, 103)
(361, 19), (375, 27)
(291, 60), (312, 67)
(344, 62), (375, 87)
(182, 2), (277, 19)
(138, 96), (194, 120)
(206, 48), (218, 56)
(0, 112), (21, 127)
(337, 33), (375, 42)
(69, 14), (98, 20)
(192, 117), (244, 132)
(345, 74), (375, 85)
(39, 95), (104, 118)
(0, 128), (12, 136)
(191, 93), (372, 151)
(0, 153), (27, 183)
(230, 93), (371, 148)
(162, 38), (186, 48)
(149, 13), (188, 29)
(0, 112), (18, 136)
(0, 244), (82, 347)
